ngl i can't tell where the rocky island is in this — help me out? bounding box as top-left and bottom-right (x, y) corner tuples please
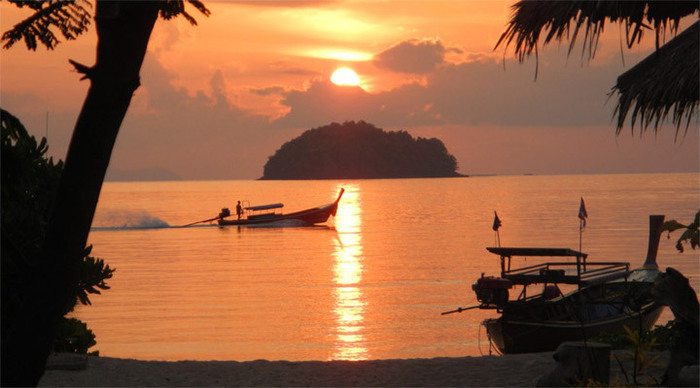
(261, 121), (463, 180)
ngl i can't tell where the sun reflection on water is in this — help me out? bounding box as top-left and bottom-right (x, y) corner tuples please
(332, 185), (368, 360)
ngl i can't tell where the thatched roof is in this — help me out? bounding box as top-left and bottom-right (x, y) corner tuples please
(495, 0), (699, 134)
(496, 1), (699, 62)
(613, 21), (698, 136)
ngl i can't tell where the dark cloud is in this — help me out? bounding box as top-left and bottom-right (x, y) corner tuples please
(275, 80), (438, 129)
(279, 52), (634, 129)
(267, 62), (320, 76)
(223, 0), (332, 8)
(374, 39), (447, 74)
(250, 86), (286, 96)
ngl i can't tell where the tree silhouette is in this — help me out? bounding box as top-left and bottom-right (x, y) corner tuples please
(2, 1), (208, 385)
(2, 108), (115, 356)
(262, 121), (460, 179)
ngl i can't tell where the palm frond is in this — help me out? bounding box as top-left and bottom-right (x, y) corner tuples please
(495, 1), (699, 62)
(612, 21), (699, 137)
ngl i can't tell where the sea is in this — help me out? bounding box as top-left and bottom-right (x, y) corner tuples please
(80, 173), (699, 361)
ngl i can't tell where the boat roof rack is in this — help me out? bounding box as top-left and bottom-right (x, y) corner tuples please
(245, 203), (284, 211)
(487, 247), (587, 259)
(486, 247), (629, 287)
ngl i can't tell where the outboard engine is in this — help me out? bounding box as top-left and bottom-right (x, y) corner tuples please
(219, 208), (231, 219)
(472, 274), (513, 307)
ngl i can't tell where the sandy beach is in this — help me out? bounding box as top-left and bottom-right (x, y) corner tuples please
(38, 350), (670, 387)
(39, 353), (558, 387)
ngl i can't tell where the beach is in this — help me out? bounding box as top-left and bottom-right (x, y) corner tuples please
(39, 353), (557, 387)
(38, 350), (670, 387)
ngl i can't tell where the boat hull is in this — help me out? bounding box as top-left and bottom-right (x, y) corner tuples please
(218, 199), (340, 226)
(483, 285), (664, 354)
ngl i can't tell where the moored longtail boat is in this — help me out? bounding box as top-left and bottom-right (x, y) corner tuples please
(217, 188), (344, 226)
(446, 215), (666, 354)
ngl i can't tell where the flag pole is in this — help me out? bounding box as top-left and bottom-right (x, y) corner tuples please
(578, 197), (588, 271)
(579, 218), (583, 254)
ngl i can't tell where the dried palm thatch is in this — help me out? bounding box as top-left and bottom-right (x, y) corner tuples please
(613, 21), (698, 137)
(495, 1), (698, 63)
(495, 1), (699, 135)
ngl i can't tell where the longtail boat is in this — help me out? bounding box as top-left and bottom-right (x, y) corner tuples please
(444, 215), (666, 354)
(216, 188), (344, 226)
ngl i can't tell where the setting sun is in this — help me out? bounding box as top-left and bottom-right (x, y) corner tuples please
(330, 67), (361, 86)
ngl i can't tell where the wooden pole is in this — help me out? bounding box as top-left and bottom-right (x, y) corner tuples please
(179, 216), (220, 228)
(579, 219), (584, 271)
(441, 305), (481, 315)
(579, 219), (583, 253)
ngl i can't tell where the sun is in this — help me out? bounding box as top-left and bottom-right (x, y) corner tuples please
(331, 67), (361, 87)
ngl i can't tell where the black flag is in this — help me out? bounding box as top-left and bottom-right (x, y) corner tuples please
(492, 211), (502, 231)
(578, 197), (588, 229)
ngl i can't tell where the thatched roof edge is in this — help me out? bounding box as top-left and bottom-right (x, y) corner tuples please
(496, 0), (699, 62)
(613, 21), (699, 136)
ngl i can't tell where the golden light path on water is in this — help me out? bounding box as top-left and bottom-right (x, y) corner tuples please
(331, 184), (368, 360)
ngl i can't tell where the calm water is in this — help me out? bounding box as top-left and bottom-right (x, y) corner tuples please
(80, 173), (699, 361)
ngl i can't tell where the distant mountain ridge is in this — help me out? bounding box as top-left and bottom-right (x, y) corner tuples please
(261, 121), (463, 180)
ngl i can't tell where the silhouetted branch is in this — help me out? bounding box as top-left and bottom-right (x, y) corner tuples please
(68, 59), (93, 80)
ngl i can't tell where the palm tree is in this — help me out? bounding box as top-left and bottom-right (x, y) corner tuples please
(1, 1), (208, 385)
(495, 0), (699, 137)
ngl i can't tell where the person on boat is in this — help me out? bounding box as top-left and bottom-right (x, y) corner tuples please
(236, 201), (243, 220)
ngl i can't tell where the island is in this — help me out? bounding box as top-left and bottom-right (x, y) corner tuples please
(261, 121), (463, 180)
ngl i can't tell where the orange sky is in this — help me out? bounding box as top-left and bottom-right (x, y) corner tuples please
(1, 1), (698, 179)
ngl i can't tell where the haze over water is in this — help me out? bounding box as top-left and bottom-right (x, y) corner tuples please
(81, 173), (699, 361)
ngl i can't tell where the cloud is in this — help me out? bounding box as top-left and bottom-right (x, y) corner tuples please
(275, 80), (439, 129)
(108, 55), (295, 180)
(4, 40), (695, 181)
(276, 50), (661, 130)
(374, 39), (447, 74)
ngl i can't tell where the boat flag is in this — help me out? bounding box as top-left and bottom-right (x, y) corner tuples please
(492, 211), (502, 231)
(578, 197), (588, 229)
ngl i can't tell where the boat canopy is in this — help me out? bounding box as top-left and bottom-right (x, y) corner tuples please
(245, 203), (284, 211)
(487, 247), (587, 259)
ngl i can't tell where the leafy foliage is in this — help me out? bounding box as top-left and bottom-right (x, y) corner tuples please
(159, 0), (210, 25)
(52, 317), (96, 354)
(661, 210), (699, 252)
(74, 246), (114, 308)
(262, 121), (461, 180)
(1, 109), (64, 333)
(595, 322), (678, 386)
(1, 109), (113, 352)
(2, 0), (92, 50)
(2, 0), (210, 50)
(593, 320), (680, 350)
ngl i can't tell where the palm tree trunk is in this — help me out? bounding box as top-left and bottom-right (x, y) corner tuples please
(1, 2), (159, 385)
